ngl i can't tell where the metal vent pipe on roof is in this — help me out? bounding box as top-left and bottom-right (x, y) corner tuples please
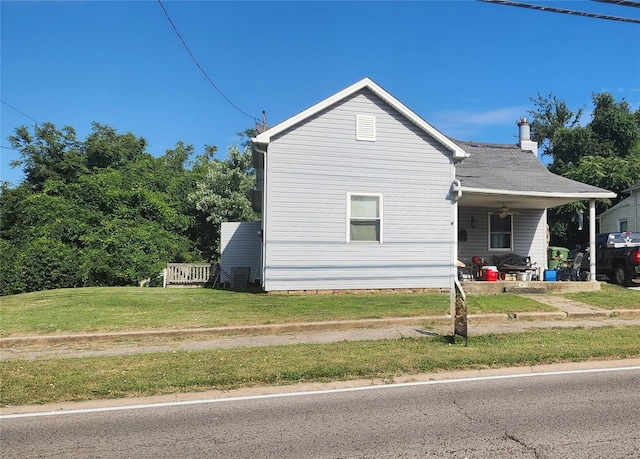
(517, 117), (531, 142)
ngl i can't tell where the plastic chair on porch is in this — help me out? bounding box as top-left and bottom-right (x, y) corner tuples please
(556, 253), (584, 281)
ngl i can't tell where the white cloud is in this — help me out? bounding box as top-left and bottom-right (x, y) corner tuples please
(426, 106), (529, 141)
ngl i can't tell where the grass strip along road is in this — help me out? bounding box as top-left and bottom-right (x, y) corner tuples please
(2, 326), (639, 406)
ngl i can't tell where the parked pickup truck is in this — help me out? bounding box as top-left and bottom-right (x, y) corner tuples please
(586, 232), (640, 286)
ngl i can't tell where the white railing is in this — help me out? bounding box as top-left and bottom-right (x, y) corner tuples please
(163, 263), (214, 287)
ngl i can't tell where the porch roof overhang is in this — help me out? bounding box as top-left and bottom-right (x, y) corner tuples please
(455, 186), (617, 210)
(454, 139), (616, 210)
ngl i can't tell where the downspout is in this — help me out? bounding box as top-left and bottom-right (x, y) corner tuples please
(253, 142), (268, 290)
(453, 179), (463, 203)
(589, 200), (596, 281)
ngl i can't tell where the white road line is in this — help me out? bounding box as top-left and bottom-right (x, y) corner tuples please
(3, 365), (639, 420)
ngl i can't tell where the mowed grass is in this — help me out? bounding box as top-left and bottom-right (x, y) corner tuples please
(2, 326), (638, 406)
(0, 287), (554, 336)
(559, 283), (640, 309)
(463, 294), (557, 314)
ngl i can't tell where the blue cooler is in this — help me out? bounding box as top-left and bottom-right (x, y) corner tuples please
(544, 269), (557, 282)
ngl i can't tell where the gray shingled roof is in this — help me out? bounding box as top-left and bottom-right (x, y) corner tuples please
(454, 140), (609, 195)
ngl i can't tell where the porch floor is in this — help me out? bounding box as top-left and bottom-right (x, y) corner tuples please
(459, 280), (601, 295)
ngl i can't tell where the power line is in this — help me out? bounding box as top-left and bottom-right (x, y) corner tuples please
(156, 0), (258, 122)
(479, 0), (640, 24)
(593, 0), (640, 8)
(1, 99), (40, 124)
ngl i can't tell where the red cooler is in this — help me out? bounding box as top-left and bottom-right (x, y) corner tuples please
(481, 266), (499, 282)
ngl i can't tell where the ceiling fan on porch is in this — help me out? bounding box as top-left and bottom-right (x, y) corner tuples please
(494, 203), (522, 219)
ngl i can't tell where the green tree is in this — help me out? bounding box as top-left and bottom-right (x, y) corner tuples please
(0, 239), (26, 295)
(189, 144), (257, 260)
(8, 123), (85, 190)
(81, 218), (195, 286)
(528, 93), (640, 247)
(84, 122), (147, 170)
(2, 123), (207, 294)
(529, 92), (583, 159)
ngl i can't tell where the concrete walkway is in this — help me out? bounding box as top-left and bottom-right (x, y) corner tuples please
(1, 293), (639, 362)
(515, 293), (611, 318)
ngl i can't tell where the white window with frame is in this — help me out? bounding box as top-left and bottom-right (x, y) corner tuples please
(347, 193), (382, 243)
(489, 213), (513, 251)
(619, 218), (628, 232)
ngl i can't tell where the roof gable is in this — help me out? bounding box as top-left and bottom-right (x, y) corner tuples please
(598, 193), (638, 218)
(252, 77), (468, 160)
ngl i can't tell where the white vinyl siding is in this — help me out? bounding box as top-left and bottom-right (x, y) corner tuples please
(457, 207), (547, 271)
(220, 222), (262, 283)
(263, 89), (455, 291)
(599, 194), (639, 233)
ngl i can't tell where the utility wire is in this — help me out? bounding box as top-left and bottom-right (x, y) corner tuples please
(156, 0), (258, 122)
(593, 0), (640, 8)
(1, 99), (40, 124)
(479, 0), (640, 23)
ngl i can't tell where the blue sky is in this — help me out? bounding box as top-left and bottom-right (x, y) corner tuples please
(1, 1), (639, 187)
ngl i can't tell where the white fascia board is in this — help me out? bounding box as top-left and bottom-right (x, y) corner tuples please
(253, 79), (376, 145)
(253, 77), (469, 160)
(457, 186), (617, 200)
(363, 80), (469, 160)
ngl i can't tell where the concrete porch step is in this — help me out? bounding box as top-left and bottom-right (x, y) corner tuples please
(459, 280), (602, 295)
(504, 287), (547, 294)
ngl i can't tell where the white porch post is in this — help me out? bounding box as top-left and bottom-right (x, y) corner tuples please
(589, 200), (597, 281)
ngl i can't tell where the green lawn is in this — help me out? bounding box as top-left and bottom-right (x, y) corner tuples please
(559, 283), (640, 309)
(0, 287), (554, 336)
(463, 294), (556, 314)
(2, 286), (639, 407)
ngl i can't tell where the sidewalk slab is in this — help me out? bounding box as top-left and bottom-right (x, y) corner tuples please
(3, 317), (640, 362)
(613, 309), (640, 319)
(514, 293), (609, 315)
(0, 316), (450, 347)
(514, 312), (567, 321)
(565, 311), (611, 319)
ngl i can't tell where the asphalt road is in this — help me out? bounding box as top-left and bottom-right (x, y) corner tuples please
(3, 366), (639, 458)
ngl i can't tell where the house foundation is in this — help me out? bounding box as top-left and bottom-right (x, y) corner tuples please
(263, 282), (601, 295)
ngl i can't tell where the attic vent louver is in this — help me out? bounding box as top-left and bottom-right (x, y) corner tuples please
(356, 115), (376, 141)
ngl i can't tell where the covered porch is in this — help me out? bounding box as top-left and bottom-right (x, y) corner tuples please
(452, 137), (617, 285)
(454, 193), (601, 282)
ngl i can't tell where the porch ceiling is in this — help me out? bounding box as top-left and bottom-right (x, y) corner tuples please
(457, 191), (606, 210)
